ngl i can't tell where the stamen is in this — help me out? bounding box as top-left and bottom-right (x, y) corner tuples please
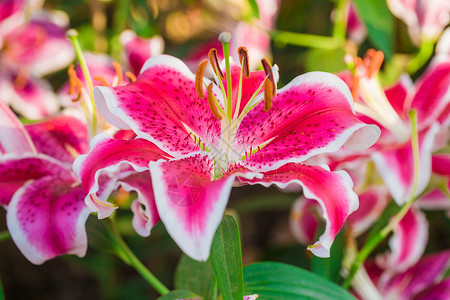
(93, 76), (111, 87)
(238, 46), (250, 78)
(112, 61), (124, 86)
(67, 64), (83, 101)
(195, 59), (208, 98)
(126, 71), (137, 82)
(368, 50), (384, 78)
(261, 58), (276, 112)
(208, 48), (224, 80)
(207, 83), (222, 120)
(13, 68), (28, 90)
(261, 58), (276, 97)
(263, 78), (274, 112)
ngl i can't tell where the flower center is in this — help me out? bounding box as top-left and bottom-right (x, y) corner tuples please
(194, 32), (276, 177)
(352, 50), (409, 141)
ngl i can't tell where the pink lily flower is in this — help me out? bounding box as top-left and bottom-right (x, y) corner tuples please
(0, 101), (90, 264)
(361, 251), (450, 300)
(120, 30), (164, 75)
(387, 0), (450, 45)
(74, 42), (380, 261)
(343, 50), (450, 205)
(0, 8), (74, 119)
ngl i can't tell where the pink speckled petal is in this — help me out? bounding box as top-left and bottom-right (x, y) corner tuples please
(0, 99), (35, 154)
(0, 153), (69, 207)
(289, 197), (320, 245)
(73, 133), (170, 218)
(406, 57), (450, 131)
(149, 153), (235, 261)
(237, 72), (380, 171)
(379, 251), (450, 300)
(120, 30), (164, 75)
(6, 175), (89, 265)
(94, 54), (221, 155)
(377, 206), (428, 273)
(25, 114), (88, 164)
(372, 123), (440, 205)
(0, 72), (59, 120)
(347, 186), (390, 236)
(241, 163), (359, 258)
(119, 172), (160, 237)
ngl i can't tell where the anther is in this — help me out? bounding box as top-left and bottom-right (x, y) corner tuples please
(261, 58), (276, 97)
(263, 78), (274, 112)
(207, 83), (222, 120)
(94, 76), (111, 87)
(208, 48), (224, 80)
(67, 64), (83, 101)
(125, 71), (136, 82)
(195, 59), (208, 98)
(261, 58), (276, 112)
(238, 47), (250, 78)
(112, 61), (124, 86)
(367, 50), (384, 78)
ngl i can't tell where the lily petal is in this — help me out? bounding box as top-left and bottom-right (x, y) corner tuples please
(416, 188), (450, 210)
(289, 197), (320, 245)
(347, 186), (390, 236)
(0, 71), (59, 120)
(25, 114), (88, 164)
(0, 99), (35, 154)
(0, 153), (69, 206)
(120, 30), (164, 75)
(379, 251), (450, 300)
(432, 152), (450, 175)
(6, 175), (89, 265)
(405, 57), (450, 131)
(241, 163), (359, 257)
(345, 1), (367, 44)
(94, 54), (221, 155)
(149, 153), (235, 261)
(384, 74), (413, 119)
(372, 123), (440, 204)
(237, 72), (380, 171)
(413, 278), (450, 300)
(73, 133), (170, 218)
(119, 172), (160, 237)
(376, 206), (429, 273)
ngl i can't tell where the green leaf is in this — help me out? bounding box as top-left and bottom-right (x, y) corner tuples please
(0, 274), (4, 300)
(156, 289), (201, 300)
(311, 229), (345, 283)
(244, 262), (355, 300)
(210, 215), (244, 300)
(353, 0), (394, 58)
(175, 254), (215, 299)
(245, 0), (260, 20)
(305, 48), (347, 73)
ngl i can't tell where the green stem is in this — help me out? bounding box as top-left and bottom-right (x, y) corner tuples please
(0, 231), (11, 242)
(270, 30), (342, 50)
(106, 219), (169, 295)
(406, 39), (435, 74)
(342, 110), (420, 289)
(332, 0), (349, 42)
(67, 29), (98, 135)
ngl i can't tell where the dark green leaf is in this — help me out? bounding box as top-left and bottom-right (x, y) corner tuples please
(0, 274), (4, 300)
(353, 0), (394, 58)
(156, 289), (201, 300)
(244, 262), (355, 300)
(210, 215), (244, 300)
(175, 254), (215, 299)
(311, 229), (345, 283)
